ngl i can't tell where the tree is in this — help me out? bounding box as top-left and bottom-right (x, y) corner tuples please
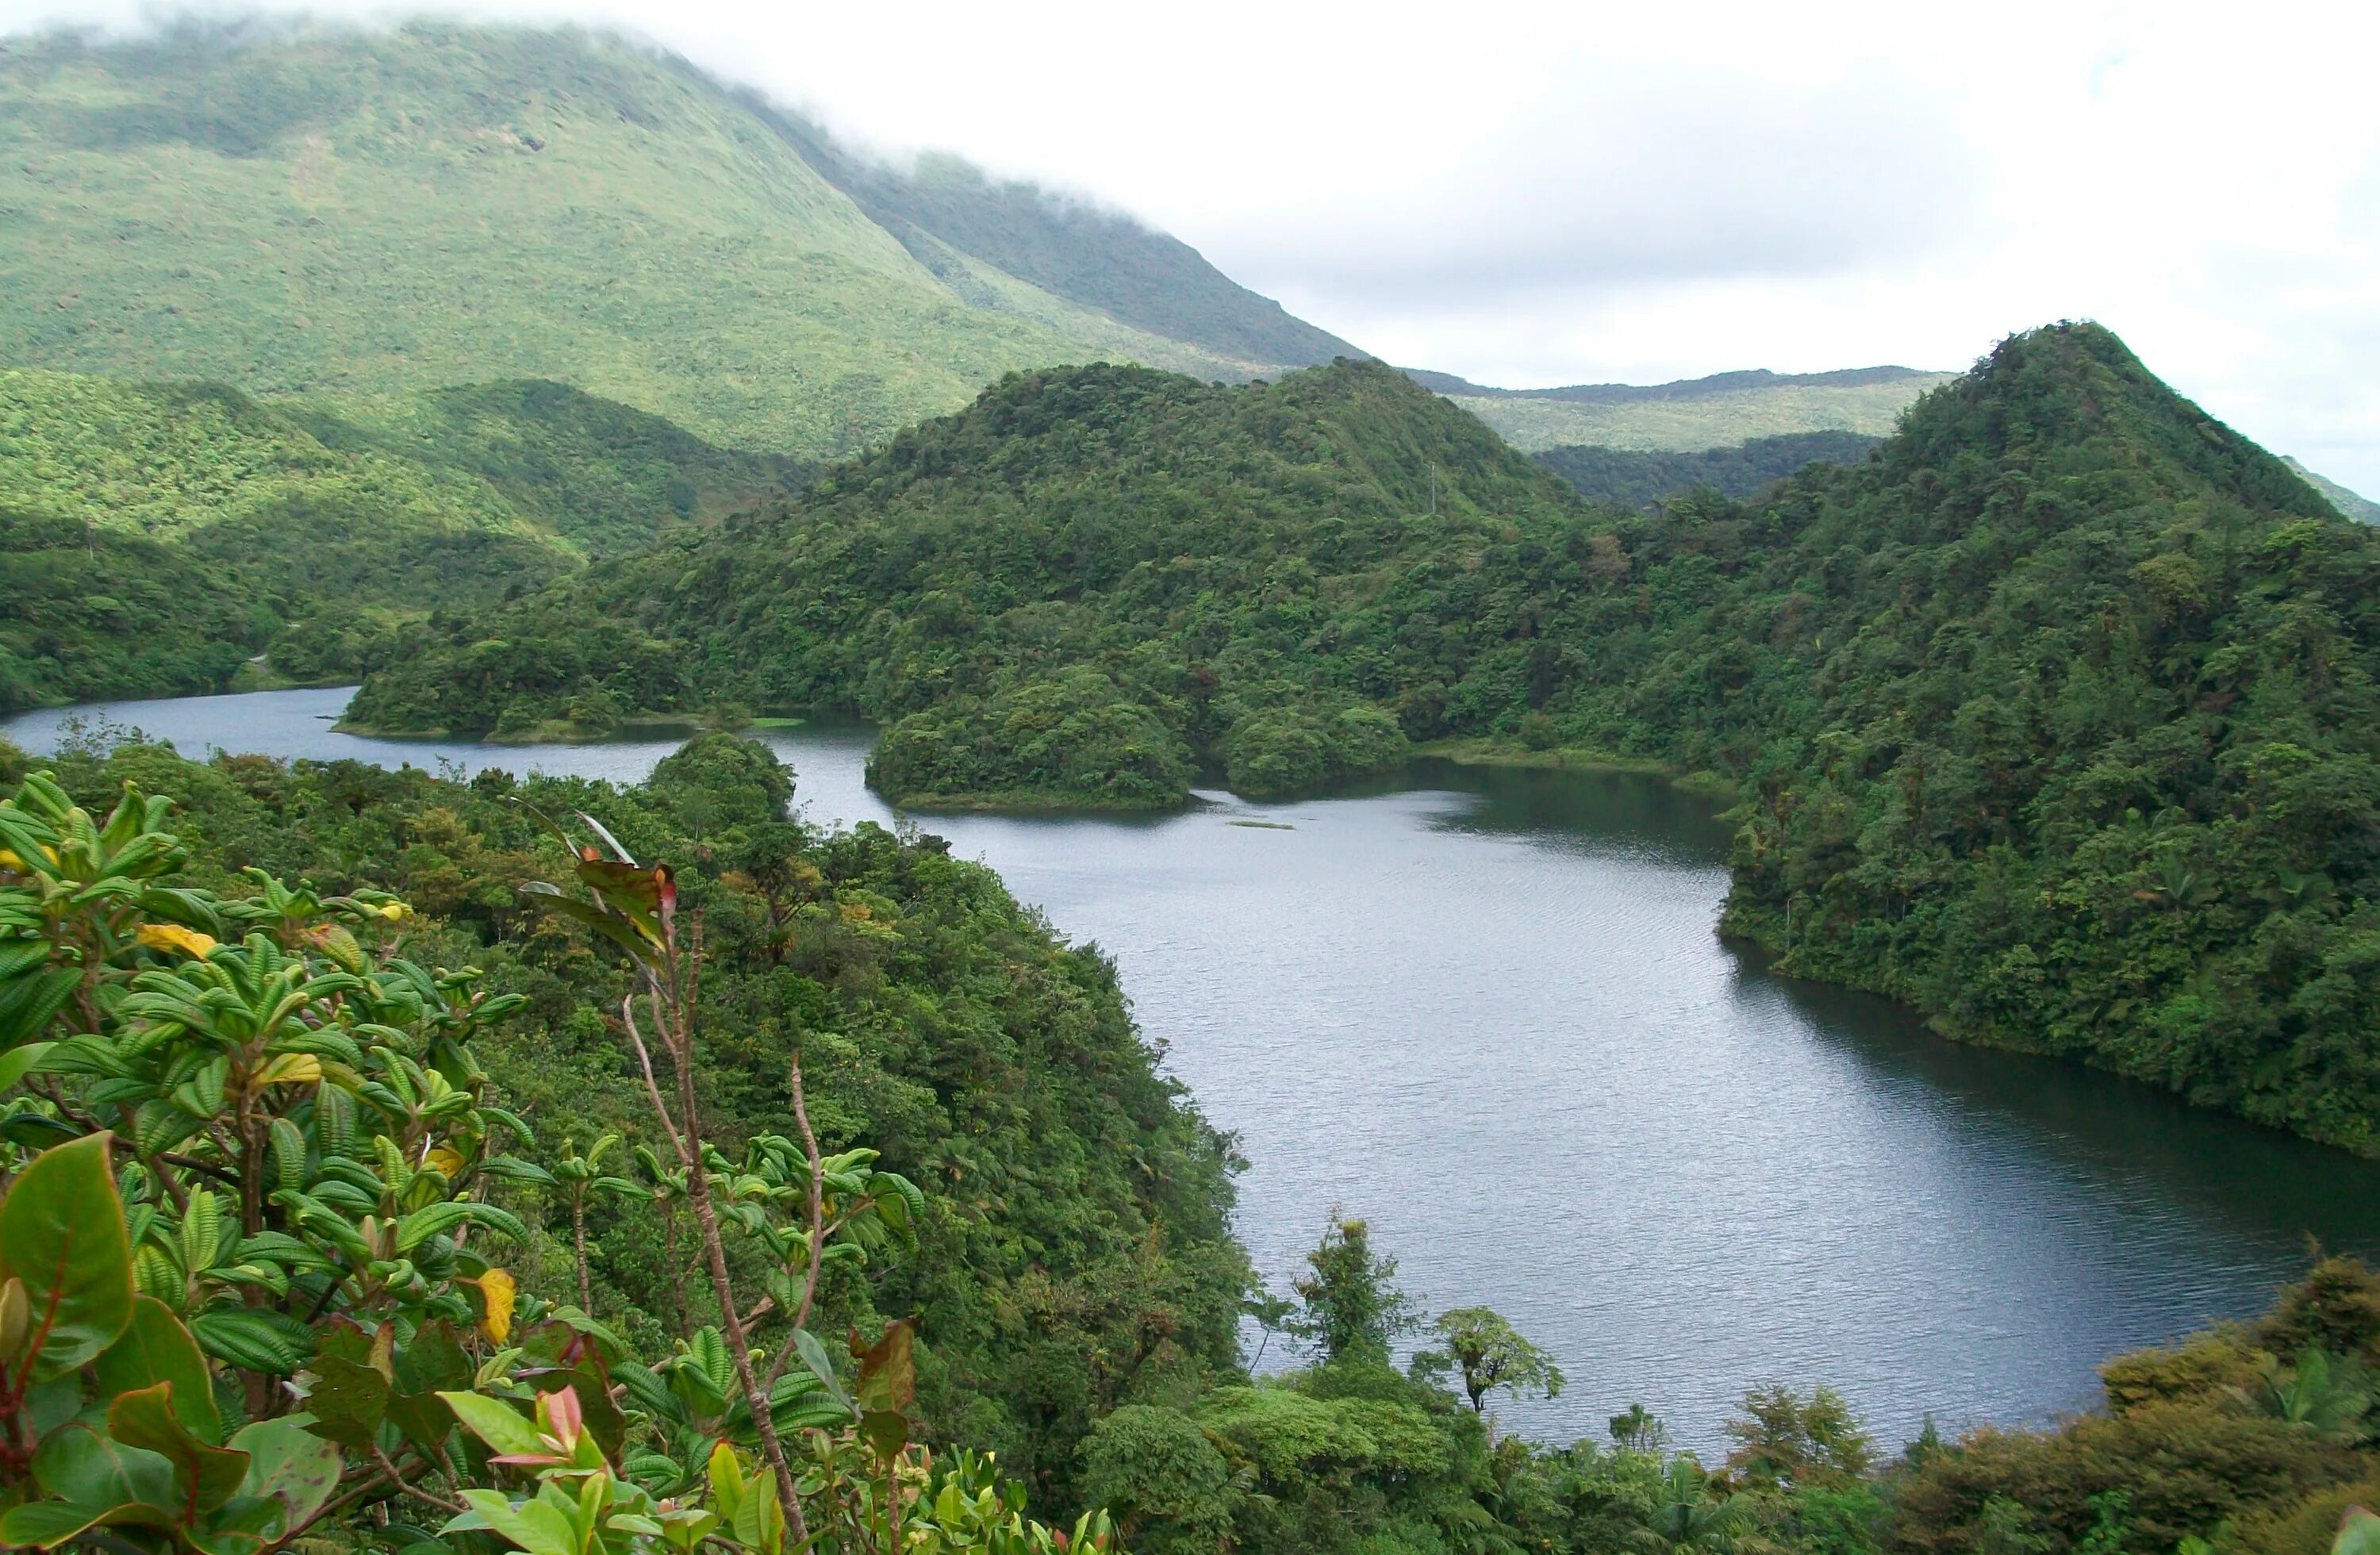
(1611, 1403), (1668, 1454)
(1724, 1384), (1875, 1491)
(1289, 1215), (1416, 1366)
(1411, 1307), (1564, 1422)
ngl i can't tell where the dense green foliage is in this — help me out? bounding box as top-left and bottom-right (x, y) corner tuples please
(2, 731), (1247, 1522)
(294, 379), (807, 559)
(347, 358), (1583, 801)
(0, 743), (1134, 1553)
(1533, 431), (1883, 509)
(0, 23), (1345, 459)
(0, 369), (793, 710)
(355, 325), (2380, 1155)
(1587, 327), (2380, 1153)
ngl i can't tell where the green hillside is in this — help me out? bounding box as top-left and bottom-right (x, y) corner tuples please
(351, 324), (2380, 1158)
(1533, 429), (1881, 507)
(343, 356), (1576, 789)
(0, 22), (1356, 458)
(0, 367), (796, 708)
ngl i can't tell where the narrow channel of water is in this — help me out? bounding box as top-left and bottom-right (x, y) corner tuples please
(9, 686), (2378, 1451)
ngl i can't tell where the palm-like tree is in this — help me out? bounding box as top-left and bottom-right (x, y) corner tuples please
(554, 1131), (640, 1312)
(1632, 1461), (1752, 1553)
(2248, 1346), (2374, 1442)
(635, 1140), (694, 1338)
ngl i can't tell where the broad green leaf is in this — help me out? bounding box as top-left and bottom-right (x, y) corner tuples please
(440, 1390), (549, 1457)
(2337, 1510), (2380, 1555)
(0, 1039), (57, 1092)
(451, 1488), (583, 1555)
(30, 1418), (178, 1512)
(110, 1381), (251, 1515)
(231, 1418), (343, 1534)
(95, 1295), (221, 1442)
(395, 1200), (476, 1252)
(705, 1441), (745, 1525)
(0, 1132), (135, 1380)
(0, 1498), (179, 1547)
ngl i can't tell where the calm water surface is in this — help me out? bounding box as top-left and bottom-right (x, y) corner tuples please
(10, 686), (2378, 1450)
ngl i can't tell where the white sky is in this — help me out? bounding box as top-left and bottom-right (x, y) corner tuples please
(6, 0), (2378, 490)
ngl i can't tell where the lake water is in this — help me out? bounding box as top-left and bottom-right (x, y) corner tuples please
(10, 685), (2378, 1452)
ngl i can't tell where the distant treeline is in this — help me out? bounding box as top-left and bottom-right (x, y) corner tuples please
(1531, 430), (1882, 508)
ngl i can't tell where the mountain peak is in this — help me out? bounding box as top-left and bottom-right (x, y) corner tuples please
(1893, 322), (2334, 517)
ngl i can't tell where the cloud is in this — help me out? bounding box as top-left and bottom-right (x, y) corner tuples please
(0, 0), (2375, 490)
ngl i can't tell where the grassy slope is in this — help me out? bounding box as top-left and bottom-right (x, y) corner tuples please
(1449, 377), (1953, 452)
(0, 23), (1310, 459)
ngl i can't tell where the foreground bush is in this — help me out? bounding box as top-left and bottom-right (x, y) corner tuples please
(0, 767), (1107, 1553)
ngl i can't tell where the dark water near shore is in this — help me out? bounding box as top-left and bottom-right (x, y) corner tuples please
(10, 686), (2379, 1450)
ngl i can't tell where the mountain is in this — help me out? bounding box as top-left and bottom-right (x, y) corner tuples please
(0, 367), (798, 708)
(1409, 364), (1956, 452)
(0, 21), (1360, 459)
(2285, 455), (2380, 524)
(1532, 430), (1881, 507)
(351, 322), (2380, 1157)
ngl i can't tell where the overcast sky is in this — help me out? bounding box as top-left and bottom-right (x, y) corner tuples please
(6, 0), (2378, 490)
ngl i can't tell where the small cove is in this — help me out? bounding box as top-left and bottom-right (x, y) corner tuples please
(9, 684), (2378, 1451)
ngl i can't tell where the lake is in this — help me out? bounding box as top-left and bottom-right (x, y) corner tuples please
(9, 685), (2378, 1452)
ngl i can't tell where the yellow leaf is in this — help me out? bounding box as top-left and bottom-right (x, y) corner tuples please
(136, 923), (218, 958)
(306, 923), (365, 973)
(470, 1268), (516, 1343)
(427, 1146), (466, 1179)
(252, 1053), (322, 1088)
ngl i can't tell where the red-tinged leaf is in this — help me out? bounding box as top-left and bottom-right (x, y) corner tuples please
(0, 1132), (135, 1380)
(109, 1382), (251, 1518)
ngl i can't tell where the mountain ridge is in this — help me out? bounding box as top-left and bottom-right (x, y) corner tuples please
(0, 21), (1357, 457)
(1404, 363), (1946, 403)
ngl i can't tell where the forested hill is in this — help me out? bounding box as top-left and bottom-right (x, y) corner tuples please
(344, 355), (1585, 789)
(0, 367), (800, 709)
(353, 324), (2380, 1154)
(0, 22), (1357, 457)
